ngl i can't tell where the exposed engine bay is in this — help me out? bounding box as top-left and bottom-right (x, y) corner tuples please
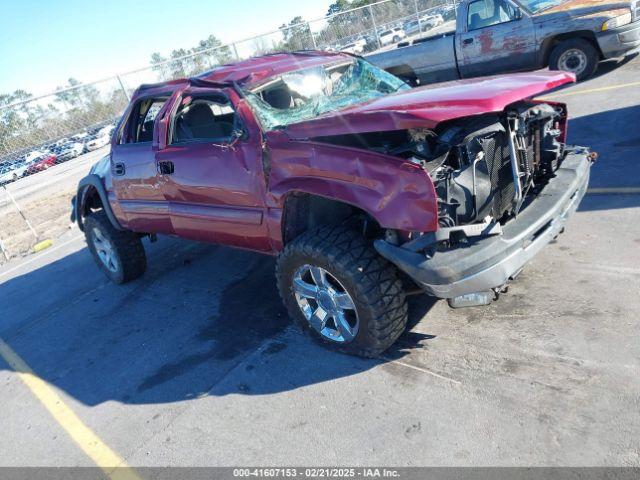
(313, 101), (568, 234)
(415, 101), (566, 229)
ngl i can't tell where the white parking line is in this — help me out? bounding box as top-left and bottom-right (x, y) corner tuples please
(383, 357), (462, 384)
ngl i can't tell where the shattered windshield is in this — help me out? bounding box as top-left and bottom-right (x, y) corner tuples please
(244, 59), (409, 130)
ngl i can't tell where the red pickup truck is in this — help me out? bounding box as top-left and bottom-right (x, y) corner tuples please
(72, 52), (593, 357)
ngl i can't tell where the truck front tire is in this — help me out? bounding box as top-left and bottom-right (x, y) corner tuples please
(549, 39), (599, 81)
(84, 211), (146, 284)
(276, 225), (408, 357)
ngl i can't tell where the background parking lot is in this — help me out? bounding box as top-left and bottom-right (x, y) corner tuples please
(0, 55), (639, 469)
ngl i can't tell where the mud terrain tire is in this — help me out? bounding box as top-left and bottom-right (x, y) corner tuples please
(84, 211), (146, 284)
(276, 225), (408, 357)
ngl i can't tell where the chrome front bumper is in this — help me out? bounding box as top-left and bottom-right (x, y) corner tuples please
(597, 19), (640, 59)
(374, 152), (592, 299)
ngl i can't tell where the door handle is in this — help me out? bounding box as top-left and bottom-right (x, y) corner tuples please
(113, 162), (125, 176)
(157, 161), (174, 175)
(463, 38), (474, 45)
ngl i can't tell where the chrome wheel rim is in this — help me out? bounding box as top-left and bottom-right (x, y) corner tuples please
(293, 265), (359, 343)
(558, 49), (588, 76)
(92, 227), (118, 273)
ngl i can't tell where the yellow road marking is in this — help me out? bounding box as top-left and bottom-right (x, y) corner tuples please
(541, 80), (640, 99)
(0, 338), (141, 480)
(33, 239), (53, 253)
(587, 187), (640, 195)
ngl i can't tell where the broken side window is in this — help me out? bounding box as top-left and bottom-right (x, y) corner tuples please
(120, 97), (169, 144)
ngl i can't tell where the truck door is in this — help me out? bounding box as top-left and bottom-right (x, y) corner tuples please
(111, 93), (177, 234)
(458, 0), (537, 78)
(155, 87), (271, 252)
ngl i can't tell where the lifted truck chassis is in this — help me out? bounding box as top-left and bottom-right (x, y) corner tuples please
(71, 52), (593, 356)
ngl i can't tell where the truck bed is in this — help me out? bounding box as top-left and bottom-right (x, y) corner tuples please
(366, 31), (459, 85)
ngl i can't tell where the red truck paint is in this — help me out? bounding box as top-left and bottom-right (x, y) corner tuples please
(105, 53), (573, 255)
(264, 130), (440, 245)
(194, 51), (349, 86)
(26, 154), (57, 175)
(283, 70), (575, 138)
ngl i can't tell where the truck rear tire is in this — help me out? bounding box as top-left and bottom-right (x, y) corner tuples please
(549, 39), (598, 81)
(84, 211), (146, 284)
(276, 225), (408, 358)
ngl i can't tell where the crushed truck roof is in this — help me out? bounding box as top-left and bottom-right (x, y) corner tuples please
(134, 51), (350, 98)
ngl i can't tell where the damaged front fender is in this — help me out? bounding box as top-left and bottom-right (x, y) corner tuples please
(265, 131), (439, 233)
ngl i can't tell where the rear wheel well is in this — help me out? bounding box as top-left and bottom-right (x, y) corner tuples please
(281, 193), (381, 245)
(542, 31), (602, 66)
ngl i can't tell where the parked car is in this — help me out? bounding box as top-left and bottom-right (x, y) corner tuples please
(404, 19), (423, 36)
(0, 157), (33, 185)
(24, 151), (44, 163)
(55, 141), (85, 161)
(378, 27), (406, 46)
(72, 132), (89, 142)
(367, 0), (640, 83)
(0, 163), (21, 185)
(362, 33), (381, 53)
(405, 14), (444, 36)
(101, 125), (115, 137)
(71, 133), (90, 152)
(24, 151), (57, 176)
(440, 4), (457, 21)
(340, 40), (366, 55)
(72, 52), (593, 357)
(86, 132), (111, 151)
(3, 158), (30, 182)
(420, 13), (444, 29)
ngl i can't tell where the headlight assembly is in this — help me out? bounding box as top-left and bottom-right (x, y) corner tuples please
(602, 11), (632, 31)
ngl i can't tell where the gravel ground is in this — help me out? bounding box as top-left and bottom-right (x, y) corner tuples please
(0, 148), (107, 262)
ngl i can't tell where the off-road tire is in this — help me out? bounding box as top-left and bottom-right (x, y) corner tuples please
(276, 225), (408, 357)
(84, 211), (146, 284)
(549, 38), (599, 81)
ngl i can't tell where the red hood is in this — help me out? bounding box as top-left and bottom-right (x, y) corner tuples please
(284, 70), (575, 139)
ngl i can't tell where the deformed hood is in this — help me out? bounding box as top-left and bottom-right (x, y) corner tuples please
(284, 70), (575, 140)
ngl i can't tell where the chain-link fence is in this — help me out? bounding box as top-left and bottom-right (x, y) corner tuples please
(0, 0), (457, 263)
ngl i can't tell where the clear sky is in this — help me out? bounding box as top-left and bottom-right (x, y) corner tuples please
(0, 0), (331, 96)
